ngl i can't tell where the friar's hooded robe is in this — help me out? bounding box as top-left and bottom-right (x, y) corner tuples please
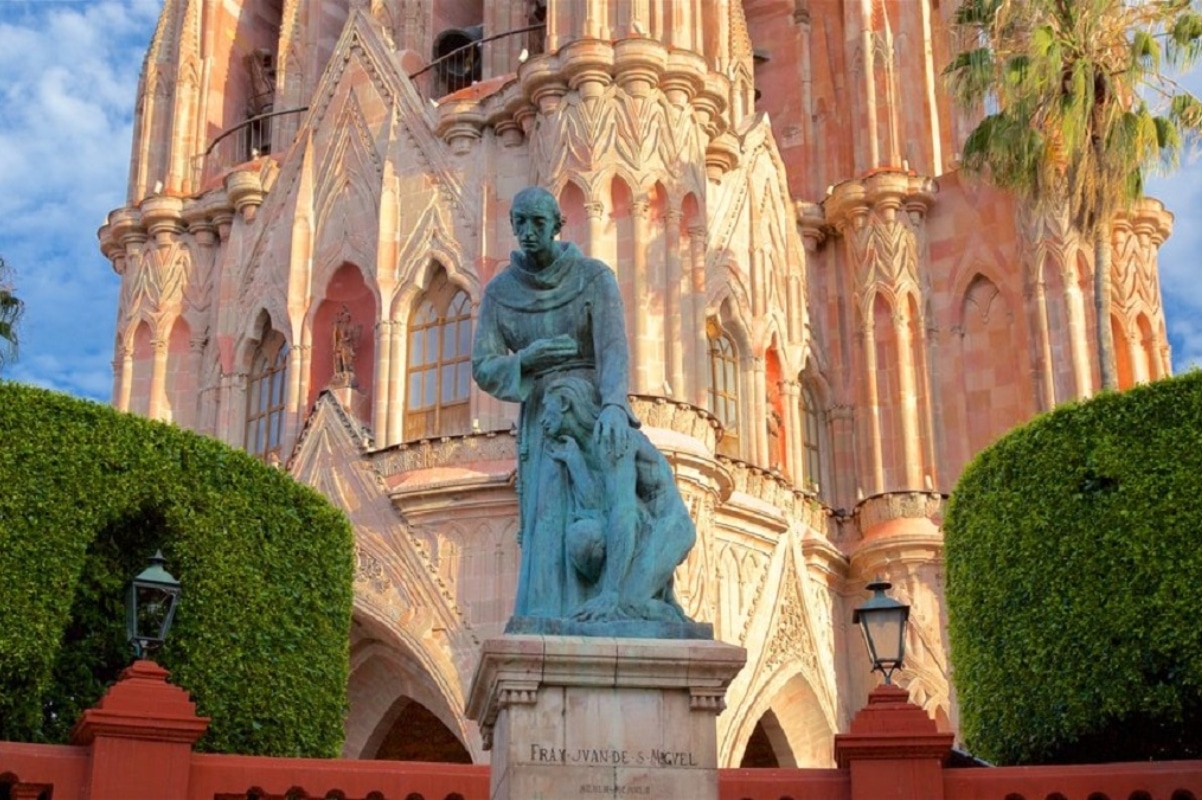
(472, 241), (638, 621)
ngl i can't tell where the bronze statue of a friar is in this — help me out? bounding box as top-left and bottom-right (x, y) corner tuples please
(472, 186), (710, 639)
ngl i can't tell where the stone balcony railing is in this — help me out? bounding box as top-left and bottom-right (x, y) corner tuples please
(372, 429), (517, 479)
(717, 455), (831, 538)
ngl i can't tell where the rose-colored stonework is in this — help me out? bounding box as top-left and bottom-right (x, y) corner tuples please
(100, 0), (1170, 768)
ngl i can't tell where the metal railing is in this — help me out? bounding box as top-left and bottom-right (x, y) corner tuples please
(194, 105), (308, 187)
(194, 22), (545, 186)
(409, 23), (544, 100)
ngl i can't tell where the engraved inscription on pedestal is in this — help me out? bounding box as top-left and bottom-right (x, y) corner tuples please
(467, 636), (746, 800)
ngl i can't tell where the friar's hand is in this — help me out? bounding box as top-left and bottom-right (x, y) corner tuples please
(594, 404), (631, 463)
(519, 335), (578, 371)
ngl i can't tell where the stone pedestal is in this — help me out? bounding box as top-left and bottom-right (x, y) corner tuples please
(466, 636), (746, 800)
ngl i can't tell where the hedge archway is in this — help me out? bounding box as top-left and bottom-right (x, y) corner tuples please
(946, 371), (1202, 765)
(0, 383), (354, 756)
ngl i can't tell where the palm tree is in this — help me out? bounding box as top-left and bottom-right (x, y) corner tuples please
(0, 255), (23, 373)
(946, 0), (1202, 391)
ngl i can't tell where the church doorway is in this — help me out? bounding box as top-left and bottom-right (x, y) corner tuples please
(371, 697), (472, 763)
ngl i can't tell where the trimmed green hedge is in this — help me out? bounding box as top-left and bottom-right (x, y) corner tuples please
(946, 371), (1202, 765)
(0, 383), (354, 756)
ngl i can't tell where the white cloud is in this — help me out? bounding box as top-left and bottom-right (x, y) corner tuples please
(0, 0), (150, 400)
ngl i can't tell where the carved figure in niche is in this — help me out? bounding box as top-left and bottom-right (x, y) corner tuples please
(331, 304), (360, 386)
(766, 407), (784, 471)
(472, 186), (708, 637)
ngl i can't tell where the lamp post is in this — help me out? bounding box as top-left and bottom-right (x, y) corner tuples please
(852, 578), (909, 685)
(836, 579), (953, 799)
(126, 550), (181, 660)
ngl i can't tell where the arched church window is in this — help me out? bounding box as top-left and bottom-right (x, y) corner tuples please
(802, 382), (823, 494)
(405, 278), (471, 440)
(707, 318), (739, 456)
(245, 328), (289, 462)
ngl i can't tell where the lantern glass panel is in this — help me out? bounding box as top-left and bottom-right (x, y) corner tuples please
(125, 552), (181, 658)
(860, 606), (907, 667)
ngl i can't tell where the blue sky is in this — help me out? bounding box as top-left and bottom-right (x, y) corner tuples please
(0, 0), (1199, 402)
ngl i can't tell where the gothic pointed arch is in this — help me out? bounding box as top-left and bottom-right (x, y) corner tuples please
(723, 536), (837, 767)
(308, 262), (377, 414)
(404, 267), (472, 440)
(799, 362), (828, 498)
(707, 310), (743, 458)
(1112, 312), (1134, 389)
(557, 180), (588, 251)
(1039, 251), (1074, 405)
(956, 272), (1025, 466)
(346, 637), (474, 764)
(165, 315), (196, 428)
(391, 193), (476, 307)
(129, 319), (155, 417)
(243, 309), (291, 462)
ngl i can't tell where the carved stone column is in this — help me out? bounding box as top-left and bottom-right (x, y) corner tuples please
(688, 224), (709, 409)
(1031, 277), (1056, 411)
(750, 355), (767, 468)
(585, 200), (607, 261)
(631, 199), (651, 394)
(665, 208), (684, 397)
(183, 336), (207, 431)
(147, 337), (169, 421)
(780, 378), (803, 485)
(1063, 265), (1093, 398)
(858, 321), (884, 495)
(385, 320), (406, 446)
(286, 344), (309, 449)
(894, 308), (922, 487)
(373, 320), (392, 440)
(826, 172), (935, 494)
(117, 347), (134, 413)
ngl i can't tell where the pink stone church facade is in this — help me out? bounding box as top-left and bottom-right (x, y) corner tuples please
(99, 0), (1171, 769)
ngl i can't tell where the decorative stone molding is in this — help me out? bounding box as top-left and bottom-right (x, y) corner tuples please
(613, 37), (667, 98)
(854, 490), (945, 535)
(718, 457), (832, 537)
(662, 50), (707, 106)
(353, 543), (391, 593)
(629, 394), (721, 452)
(560, 39), (614, 98)
(108, 207), (147, 248)
(224, 169), (264, 221)
(436, 99), (486, 154)
(466, 636), (747, 755)
(140, 196), (185, 242)
(694, 72), (731, 137)
(519, 52), (569, 112)
(795, 200), (827, 253)
(372, 430), (517, 478)
(824, 170), (937, 233)
(689, 690), (727, 712)
(705, 131), (740, 181)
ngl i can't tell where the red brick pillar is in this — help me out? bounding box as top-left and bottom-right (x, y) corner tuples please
(70, 660), (209, 800)
(834, 684), (954, 800)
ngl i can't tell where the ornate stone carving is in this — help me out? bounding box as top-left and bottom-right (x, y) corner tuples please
(353, 543), (391, 593)
(856, 490), (945, 535)
(373, 431), (517, 478)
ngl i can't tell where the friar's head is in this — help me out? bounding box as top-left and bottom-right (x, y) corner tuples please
(510, 186), (565, 269)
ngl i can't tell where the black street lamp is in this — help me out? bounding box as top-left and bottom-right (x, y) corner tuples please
(852, 578), (909, 685)
(126, 550), (181, 659)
